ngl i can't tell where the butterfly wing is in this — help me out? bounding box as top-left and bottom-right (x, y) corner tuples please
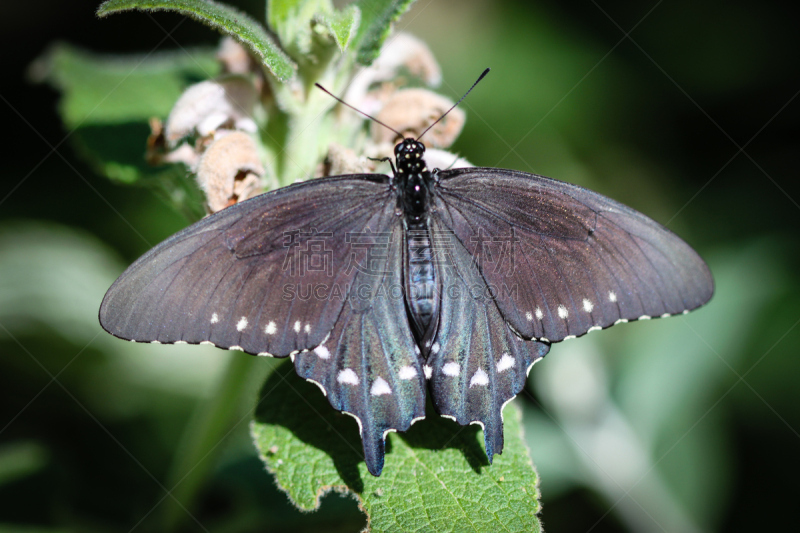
(426, 215), (550, 461)
(293, 217), (426, 476)
(100, 174), (425, 476)
(433, 167), (714, 343)
(100, 174), (393, 356)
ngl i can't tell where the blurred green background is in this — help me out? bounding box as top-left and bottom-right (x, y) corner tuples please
(1, 0), (798, 531)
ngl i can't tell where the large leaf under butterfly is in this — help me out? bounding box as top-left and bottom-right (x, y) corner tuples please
(100, 134), (713, 476)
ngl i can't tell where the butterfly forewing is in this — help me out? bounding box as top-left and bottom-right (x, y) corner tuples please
(99, 175), (394, 356)
(433, 168), (714, 342)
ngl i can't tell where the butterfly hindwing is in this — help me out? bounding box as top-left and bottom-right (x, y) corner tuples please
(434, 168), (714, 342)
(99, 175), (394, 356)
(426, 216), (550, 461)
(293, 215), (427, 476)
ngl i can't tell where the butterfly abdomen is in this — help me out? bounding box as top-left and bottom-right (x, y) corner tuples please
(405, 218), (438, 342)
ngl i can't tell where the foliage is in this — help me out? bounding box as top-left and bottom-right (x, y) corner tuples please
(97, 0), (296, 81)
(252, 361), (540, 532)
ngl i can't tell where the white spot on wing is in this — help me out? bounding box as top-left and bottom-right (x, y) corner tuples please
(424, 365), (433, 379)
(265, 321), (277, 335)
(314, 345), (330, 359)
(200, 341), (214, 346)
(588, 326), (602, 333)
(210, 313), (219, 324)
(638, 315), (651, 321)
(431, 342), (440, 354)
(469, 368), (489, 387)
(497, 353), (515, 372)
(557, 305), (568, 319)
(370, 377), (392, 396)
(398, 366), (418, 380)
(236, 317), (248, 331)
(337, 368), (359, 385)
(229, 346), (244, 352)
(525, 311), (533, 321)
(582, 298), (594, 313)
(608, 291), (617, 302)
(535, 307), (544, 320)
(442, 361), (460, 377)
(304, 323), (311, 333)
(615, 318), (628, 324)
(293, 321), (301, 333)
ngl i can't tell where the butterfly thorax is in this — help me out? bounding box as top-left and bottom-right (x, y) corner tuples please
(394, 139), (432, 219)
(394, 139), (438, 346)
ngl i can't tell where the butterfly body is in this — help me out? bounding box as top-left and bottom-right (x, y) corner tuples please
(100, 138), (713, 476)
(393, 139), (439, 345)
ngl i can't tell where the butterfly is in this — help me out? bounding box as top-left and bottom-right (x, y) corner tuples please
(99, 70), (714, 476)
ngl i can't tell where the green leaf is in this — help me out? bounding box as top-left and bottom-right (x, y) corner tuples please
(32, 44), (212, 218)
(97, 0), (296, 81)
(268, 0), (324, 55)
(318, 4), (361, 52)
(32, 43), (219, 128)
(251, 361), (541, 532)
(353, 0), (416, 65)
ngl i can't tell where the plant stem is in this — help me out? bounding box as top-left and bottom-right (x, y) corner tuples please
(162, 353), (276, 532)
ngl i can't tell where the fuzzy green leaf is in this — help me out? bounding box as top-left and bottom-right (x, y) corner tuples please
(318, 4), (361, 52)
(353, 0), (416, 65)
(97, 0), (296, 81)
(268, 0), (322, 55)
(31, 43), (211, 218)
(32, 43), (219, 128)
(251, 361), (541, 532)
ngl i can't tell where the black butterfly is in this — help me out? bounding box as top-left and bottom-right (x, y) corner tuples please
(99, 73), (713, 476)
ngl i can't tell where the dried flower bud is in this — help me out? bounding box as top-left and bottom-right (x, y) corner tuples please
(165, 78), (258, 146)
(216, 37), (266, 96)
(196, 132), (264, 213)
(145, 117), (167, 165)
(376, 33), (442, 86)
(146, 117), (201, 168)
(344, 33), (441, 113)
(372, 88), (465, 148)
(217, 37), (257, 76)
(318, 143), (375, 177)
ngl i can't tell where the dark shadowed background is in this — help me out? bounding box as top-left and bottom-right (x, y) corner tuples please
(1, 1), (798, 532)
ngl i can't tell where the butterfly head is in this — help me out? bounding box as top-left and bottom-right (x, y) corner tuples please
(394, 139), (428, 178)
(394, 138), (426, 159)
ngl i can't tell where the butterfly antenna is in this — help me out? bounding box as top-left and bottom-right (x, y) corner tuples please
(417, 68), (490, 142)
(314, 83), (404, 139)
